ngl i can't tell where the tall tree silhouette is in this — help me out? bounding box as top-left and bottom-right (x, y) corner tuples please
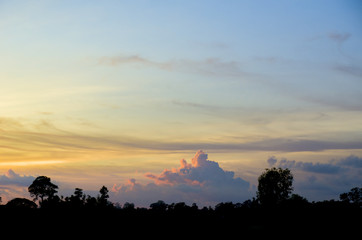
(28, 176), (58, 206)
(257, 167), (293, 207)
(98, 186), (110, 207)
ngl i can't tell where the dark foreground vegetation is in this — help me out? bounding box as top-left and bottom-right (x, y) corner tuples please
(1, 168), (360, 236)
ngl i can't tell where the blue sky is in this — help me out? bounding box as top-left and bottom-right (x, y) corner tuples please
(0, 0), (361, 205)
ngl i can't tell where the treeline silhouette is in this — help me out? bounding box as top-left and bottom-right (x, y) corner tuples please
(1, 168), (360, 236)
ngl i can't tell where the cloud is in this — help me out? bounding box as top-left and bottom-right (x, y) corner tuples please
(98, 55), (172, 70)
(111, 153), (362, 205)
(333, 64), (362, 79)
(267, 156), (360, 174)
(98, 54), (246, 78)
(267, 155), (362, 201)
(267, 156), (277, 167)
(198, 138), (362, 152)
(1, 117), (361, 167)
(179, 58), (244, 77)
(278, 159), (342, 174)
(145, 150), (247, 187)
(0, 169), (35, 187)
(2, 119), (361, 156)
(0, 169), (35, 203)
(301, 95), (362, 111)
(335, 155), (362, 168)
(171, 100), (219, 111)
(326, 32), (358, 61)
(0, 117), (24, 130)
(308, 32), (351, 45)
(111, 150), (252, 206)
(328, 32), (351, 45)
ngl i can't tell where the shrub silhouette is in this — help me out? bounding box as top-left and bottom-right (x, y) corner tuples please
(6, 198), (37, 209)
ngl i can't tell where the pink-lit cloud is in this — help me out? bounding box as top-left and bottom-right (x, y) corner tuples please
(111, 150), (252, 207)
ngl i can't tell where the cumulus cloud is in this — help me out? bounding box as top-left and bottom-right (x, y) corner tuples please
(0, 169), (35, 203)
(267, 156), (277, 167)
(111, 150), (251, 206)
(335, 155), (362, 168)
(145, 150), (247, 187)
(0, 169), (35, 186)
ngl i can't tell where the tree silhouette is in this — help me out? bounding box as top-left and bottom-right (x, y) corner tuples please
(150, 200), (168, 212)
(1, 170), (361, 237)
(97, 186), (110, 207)
(28, 176), (58, 206)
(340, 187), (361, 206)
(85, 195), (98, 208)
(66, 188), (86, 208)
(123, 202), (135, 210)
(257, 167), (293, 207)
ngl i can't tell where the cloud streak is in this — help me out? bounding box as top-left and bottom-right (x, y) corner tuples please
(328, 32), (351, 45)
(268, 155), (362, 174)
(98, 54), (247, 78)
(98, 55), (172, 70)
(333, 64), (362, 79)
(1, 117), (361, 162)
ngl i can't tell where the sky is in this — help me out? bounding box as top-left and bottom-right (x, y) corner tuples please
(0, 0), (361, 206)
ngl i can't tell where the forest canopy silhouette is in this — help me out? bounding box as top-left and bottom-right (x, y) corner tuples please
(1, 167), (360, 235)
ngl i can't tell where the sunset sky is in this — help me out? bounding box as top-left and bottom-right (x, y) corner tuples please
(1, 0), (361, 206)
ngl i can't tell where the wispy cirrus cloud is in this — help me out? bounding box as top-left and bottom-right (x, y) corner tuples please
(328, 32), (351, 45)
(333, 64), (362, 79)
(171, 100), (219, 111)
(98, 55), (172, 70)
(1, 117), (361, 163)
(300, 95), (362, 111)
(308, 32), (351, 45)
(97, 54), (247, 78)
